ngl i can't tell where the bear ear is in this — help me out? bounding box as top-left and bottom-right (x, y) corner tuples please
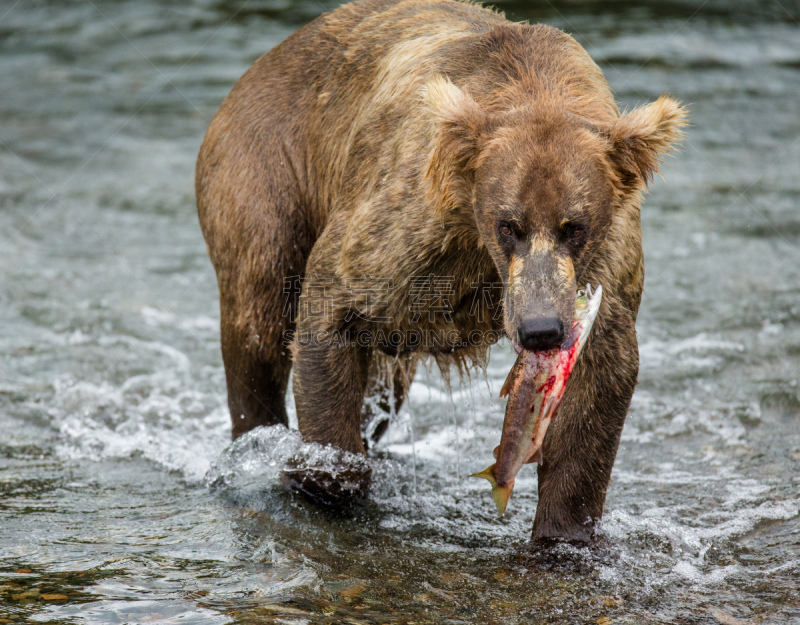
(423, 77), (489, 211)
(605, 95), (688, 194)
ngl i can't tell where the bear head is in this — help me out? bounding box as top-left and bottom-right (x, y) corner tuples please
(424, 77), (688, 349)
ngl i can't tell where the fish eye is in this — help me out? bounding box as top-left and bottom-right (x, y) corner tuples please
(577, 290), (586, 297)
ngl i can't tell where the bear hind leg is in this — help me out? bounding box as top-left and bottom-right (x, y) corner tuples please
(220, 304), (293, 439)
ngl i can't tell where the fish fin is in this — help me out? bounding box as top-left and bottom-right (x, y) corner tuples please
(524, 447), (542, 465)
(542, 396), (555, 419)
(470, 465), (514, 516)
(541, 396), (564, 424)
(493, 445), (499, 460)
(499, 371), (514, 398)
(500, 353), (522, 398)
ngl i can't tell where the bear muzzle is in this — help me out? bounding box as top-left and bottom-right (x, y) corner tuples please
(516, 316), (565, 351)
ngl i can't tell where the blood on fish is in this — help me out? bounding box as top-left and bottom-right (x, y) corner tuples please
(536, 376), (556, 395)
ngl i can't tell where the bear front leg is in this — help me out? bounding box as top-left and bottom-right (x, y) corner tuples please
(285, 312), (373, 505)
(532, 306), (639, 542)
(292, 329), (371, 455)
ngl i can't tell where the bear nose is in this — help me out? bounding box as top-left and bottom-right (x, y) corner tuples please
(517, 317), (565, 351)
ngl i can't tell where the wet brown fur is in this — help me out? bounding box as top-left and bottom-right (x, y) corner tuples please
(196, 0), (687, 540)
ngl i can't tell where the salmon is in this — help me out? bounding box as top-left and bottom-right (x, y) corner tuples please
(472, 284), (602, 515)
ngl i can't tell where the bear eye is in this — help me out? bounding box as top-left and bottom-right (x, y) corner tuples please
(498, 222), (514, 239)
(563, 223), (586, 244)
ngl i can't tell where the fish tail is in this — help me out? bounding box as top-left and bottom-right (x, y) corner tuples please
(470, 465), (514, 516)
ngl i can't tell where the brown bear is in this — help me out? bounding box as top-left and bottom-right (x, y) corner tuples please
(195, 0), (687, 541)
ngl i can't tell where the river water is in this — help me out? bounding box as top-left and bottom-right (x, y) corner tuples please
(2, 0), (799, 623)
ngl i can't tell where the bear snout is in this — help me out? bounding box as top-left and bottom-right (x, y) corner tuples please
(516, 316), (565, 351)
